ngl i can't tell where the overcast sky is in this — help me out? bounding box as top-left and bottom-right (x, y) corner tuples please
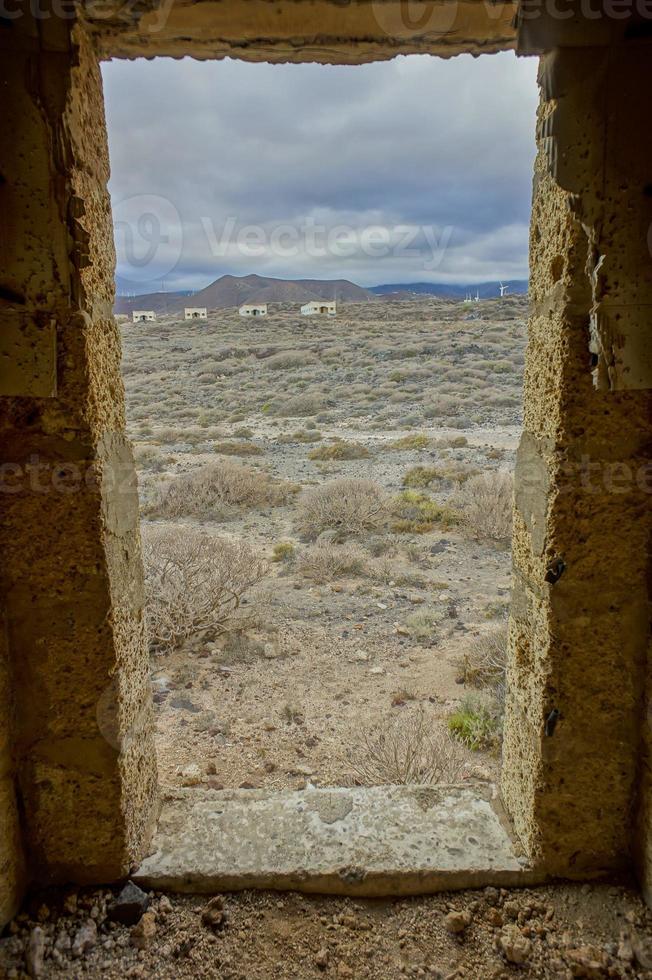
(102, 53), (539, 294)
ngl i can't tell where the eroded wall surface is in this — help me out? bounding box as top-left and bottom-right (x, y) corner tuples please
(85, 0), (517, 62)
(0, 11), (157, 915)
(502, 45), (652, 875)
(0, 619), (25, 925)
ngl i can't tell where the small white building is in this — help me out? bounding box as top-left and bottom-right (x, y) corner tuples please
(132, 310), (156, 323)
(301, 301), (337, 316)
(239, 303), (268, 317)
(184, 307), (208, 320)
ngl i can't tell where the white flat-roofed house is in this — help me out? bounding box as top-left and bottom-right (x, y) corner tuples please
(132, 310), (156, 322)
(239, 303), (268, 317)
(301, 301), (336, 316)
(184, 307), (208, 320)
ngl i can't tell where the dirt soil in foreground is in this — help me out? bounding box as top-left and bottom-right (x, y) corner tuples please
(3, 881), (652, 979)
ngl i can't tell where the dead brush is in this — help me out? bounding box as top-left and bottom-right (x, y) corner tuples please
(142, 524), (268, 654)
(296, 478), (389, 540)
(144, 459), (286, 519)
(349, 707), (468, 786)
(453, 470), (513, 542)
(456, 623), (508, 689)
(298, 541), (368, 583)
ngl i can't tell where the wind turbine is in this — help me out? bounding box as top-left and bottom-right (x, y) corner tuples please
(499, 282), (508, 298)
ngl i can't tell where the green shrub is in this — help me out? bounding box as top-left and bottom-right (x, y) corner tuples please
(272, 541), (295, 563)
(386, 434), (431, 451)
(448, 695), (501, 751)
(391, 490), (461, 534)
(403, 466), (442, 488)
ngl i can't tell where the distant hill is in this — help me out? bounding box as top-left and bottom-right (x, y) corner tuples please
(114, 275), (529, 315)
(370, 280), (528, 300)
(189, 274), (374, 309)
(114, 274), (374, 315)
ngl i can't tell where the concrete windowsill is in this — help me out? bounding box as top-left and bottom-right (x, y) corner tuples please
(134, 784), (541, 896)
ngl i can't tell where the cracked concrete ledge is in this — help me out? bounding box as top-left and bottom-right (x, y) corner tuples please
(133, 785), (542, 897)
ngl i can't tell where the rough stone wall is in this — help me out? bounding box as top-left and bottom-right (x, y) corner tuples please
(0, 615), (25, 925)
(0, 10), (157, 911)
(85, 0), (516, 62)
(502, 46), (652, 875)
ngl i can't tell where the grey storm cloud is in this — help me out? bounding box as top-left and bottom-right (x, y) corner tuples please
(102, 53), (539, 292)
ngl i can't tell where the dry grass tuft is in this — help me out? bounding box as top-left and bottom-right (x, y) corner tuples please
(350, 707), (467, 786)
(142, 524), (267, 654)
(298, 541), (368, 583)
(456, 623), (508, 688)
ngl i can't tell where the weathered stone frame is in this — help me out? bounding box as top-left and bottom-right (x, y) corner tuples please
(2, 0), (651, 926)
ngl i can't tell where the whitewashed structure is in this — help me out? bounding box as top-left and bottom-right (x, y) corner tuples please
(239, 303), (267, 317)
(301, 301), (336, 316)
(132, 310), (156, 322)
(184, 307), (208, 319)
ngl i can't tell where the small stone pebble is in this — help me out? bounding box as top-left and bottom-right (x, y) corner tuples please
(71, 919), (97, 959)
(444, 910), (472, 934)
(131, 910), (157, 950)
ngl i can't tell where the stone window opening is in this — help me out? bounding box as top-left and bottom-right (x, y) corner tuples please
(1, 0), (652, 928)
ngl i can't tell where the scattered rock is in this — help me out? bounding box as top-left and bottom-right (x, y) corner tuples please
(201, 896), (228, 933)
(486, 908), (504, 928)
(108, 881), (150, 926)
(158, 896), (173, 915)
(178, 763), (202, 786)
(631, 930), (652, 970)
(616, 930), (634, 963)
(169, 697), (201, 713)
(25, 927), (45, 978)
(444, 910), (472, 935)
(71, 919), (97, 959)
(315, 947), (329, 969)
(564, 944), (609, 977)
(53, 931), (71, 955)
(130, 911), (157, 950)
(498, 926), (532, 965)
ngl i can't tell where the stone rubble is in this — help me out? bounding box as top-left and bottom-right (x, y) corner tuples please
(1, 881), (652, 978)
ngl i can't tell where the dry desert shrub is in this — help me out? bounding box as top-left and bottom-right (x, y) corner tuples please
(308, 440), (370, 461)
(145, 460), (285, 519)
(296, 478), (389, 539)
(212, 440), (264, 457)
(454, 470), (513, 542)
(298, 541), (368, 583)
(266, 350), (317, 370)
(350, 707), (467, 786)
(456, 623), (508, 689)
(271, 392), (325, 417)
(142, 524), (267, 654)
